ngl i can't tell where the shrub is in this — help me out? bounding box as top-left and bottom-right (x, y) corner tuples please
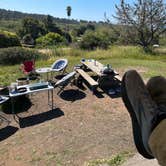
(62, 32), (72, 43)
(0, 30), (21, 48)
(36, 32), (66, 47)
(79, 30), (111, 50)
(0, 47), (46, 65)
(159, 34), (166, 46)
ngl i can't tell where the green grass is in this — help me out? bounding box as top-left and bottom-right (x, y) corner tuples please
(85, 151), (133, 166)
(0, 46), (165, 86)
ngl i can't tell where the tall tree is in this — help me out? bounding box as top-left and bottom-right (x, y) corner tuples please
(66, 6), (72, 19)
(115, 0), (166, 49)
(44, 15), (54, 32)
(66, 6), (72, 43)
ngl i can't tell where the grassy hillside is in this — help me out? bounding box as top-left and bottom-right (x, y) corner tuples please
(0, 46), (165, 86)
(0, 8), (102, 33)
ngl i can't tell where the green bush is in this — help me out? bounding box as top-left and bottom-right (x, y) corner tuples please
(159, 34), (166, 46)
(36, 32), (66, 47)
(0, 47), (46, 65)
(0, 30), (21, 48)
(79, 30), (111, 50)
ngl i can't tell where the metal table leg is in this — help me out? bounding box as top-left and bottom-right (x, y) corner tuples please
(48, 89), (54, 110)
(11, 97), (15, 115)
(11, 97), (18, 121)
(51, 89), (53, 110)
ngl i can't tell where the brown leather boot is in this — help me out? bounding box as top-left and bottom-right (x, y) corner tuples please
(146, 76), (166, 130)
(146, 76), (166, 105)
(121, 70), (160, 159)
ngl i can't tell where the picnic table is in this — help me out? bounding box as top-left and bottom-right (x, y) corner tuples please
(80, 59), (122, 82)
(75, 59), (122, 93)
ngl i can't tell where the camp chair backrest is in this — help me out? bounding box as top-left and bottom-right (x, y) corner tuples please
(51, 59), (68, 72)
(23, 60), (35, 73)
(55, 71), (76, 88)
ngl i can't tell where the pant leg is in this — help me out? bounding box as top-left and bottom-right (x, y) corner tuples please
(149, 119), (166, 166)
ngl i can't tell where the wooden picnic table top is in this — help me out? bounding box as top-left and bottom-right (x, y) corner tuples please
(81, 59), (122, 81)
(81, 59), (104, 76)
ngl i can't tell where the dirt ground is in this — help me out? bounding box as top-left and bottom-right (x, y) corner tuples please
(0, 85), (136, 166)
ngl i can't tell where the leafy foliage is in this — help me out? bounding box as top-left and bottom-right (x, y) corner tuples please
(66, 6), (72, 18)
(79, 30), (111, 50)
(0, 30), (20, 48)
(71, 24), (96, 38)
(36, 32), (66, 47)
(43, 15), (62, 34)
(18, 17), (45, 39)
(115, 0), (166, 48)
(0, 20), (21, 32)
(0, 47), (46, 65)
(0, 8), (81, 25)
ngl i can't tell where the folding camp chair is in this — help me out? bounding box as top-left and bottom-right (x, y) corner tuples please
(20, 60), (39, 80)
(54, 71), (76, 95)
(51, 59), (68, 74)
(21, 60), (35, 75)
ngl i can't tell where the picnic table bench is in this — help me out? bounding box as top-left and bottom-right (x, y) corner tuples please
(75, 68), (98, 93)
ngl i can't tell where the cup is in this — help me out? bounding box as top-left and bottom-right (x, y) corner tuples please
(94, 60), (96, 66)
(40, 79), (45, 83)
(10, 82), (18, 93)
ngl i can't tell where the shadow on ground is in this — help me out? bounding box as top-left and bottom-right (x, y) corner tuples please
(19, 108), (64, 128)
(60, 89), (86, 102)
(101, 86), (122, 98)
(75, 75), (122, 99)
(2, 95), (32, 114)
(0, 126), (18, 142)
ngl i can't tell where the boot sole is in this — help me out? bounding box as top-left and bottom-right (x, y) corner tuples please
(121, 72), (154, 159)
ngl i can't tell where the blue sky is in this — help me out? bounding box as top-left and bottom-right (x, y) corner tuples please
(0, 0), (126, 21)
(0, 0), (165, 21)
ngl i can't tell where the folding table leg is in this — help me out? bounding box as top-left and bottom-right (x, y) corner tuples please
(48, 89), (54, 110)
(11, 97), (18, 122)
(51, 89), (53, 110)
(11, 98), (15, 115)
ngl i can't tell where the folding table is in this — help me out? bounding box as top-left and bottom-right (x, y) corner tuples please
(9, 82), (54, 115)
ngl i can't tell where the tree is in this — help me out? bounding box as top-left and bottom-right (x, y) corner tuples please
(66, 6), (72, 43)
(44, 15), (62, 34)
(115, 0), (166, 49)
(66, 6), (72, 19)
(44, 15), (54, 32)
(79, 30), (110, 50)
(87, 23), (95, 31)
(18, 17), (44, 39)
